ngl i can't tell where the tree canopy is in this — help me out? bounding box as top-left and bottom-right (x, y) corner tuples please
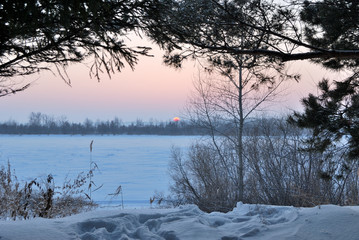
(289, 73), (359, 159)
(286, 0), (359, 160)
(2, 0), (359, 97)
(147, 0), (359, 71)
(0, 0), (161, 96)
(301, 0), (359, 69)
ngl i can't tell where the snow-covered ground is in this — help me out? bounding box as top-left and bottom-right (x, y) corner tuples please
(1, 202), (359, 239)
(1, 135), (359, 239)
(0, 135), (197, 206)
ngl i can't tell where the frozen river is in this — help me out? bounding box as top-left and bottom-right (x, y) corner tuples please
(0, 135), (197, 208)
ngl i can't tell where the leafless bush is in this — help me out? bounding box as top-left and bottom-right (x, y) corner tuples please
(169, 143), (238, 213)
(169, 118), (359, 211)
(0, 161), (97, 220)
(244, 118), (359, 207)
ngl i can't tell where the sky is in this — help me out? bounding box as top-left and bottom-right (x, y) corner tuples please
(0, 36), (347, 124)
(1, 37), (196, 124)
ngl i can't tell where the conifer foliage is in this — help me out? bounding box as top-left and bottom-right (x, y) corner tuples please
(289, 73), (359, 159)
(0, 0), (159, 96)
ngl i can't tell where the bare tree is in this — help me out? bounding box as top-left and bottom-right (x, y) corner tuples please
(169, 60), (289, 211)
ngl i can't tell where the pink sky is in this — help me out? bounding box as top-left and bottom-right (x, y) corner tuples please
(1, 40), (197, 123)
(0, 38), (347, 124)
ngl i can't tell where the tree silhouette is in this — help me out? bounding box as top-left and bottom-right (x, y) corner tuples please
(148, 0), (359, 70)
(0, 0), (160, 96)
(289, 73), (359, 159)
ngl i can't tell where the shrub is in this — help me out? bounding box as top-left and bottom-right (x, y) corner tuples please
(169, 118), (359, 212)
(0, 161), (97, 220)
(169, 144), (238, 213)
(244, 119), (359, 206)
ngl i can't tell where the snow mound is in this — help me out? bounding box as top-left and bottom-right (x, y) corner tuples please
(73, 204), (298, 239)
(1, 203), (359, 239)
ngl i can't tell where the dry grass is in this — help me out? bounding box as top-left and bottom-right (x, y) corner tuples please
(0, 161), (97, 220)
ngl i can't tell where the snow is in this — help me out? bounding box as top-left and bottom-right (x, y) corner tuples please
(1, 135), (358, 239)
(0, 135), (197, 206)
(1, 203), (359, 239)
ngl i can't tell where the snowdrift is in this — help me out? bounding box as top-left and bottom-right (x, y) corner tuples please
(1, 203), (359, 240)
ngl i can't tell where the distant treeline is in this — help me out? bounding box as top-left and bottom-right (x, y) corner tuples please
(0, 112), (298, 136)
(0, 112), (207, 135)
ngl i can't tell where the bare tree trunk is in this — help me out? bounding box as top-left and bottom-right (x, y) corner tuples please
(238, 62), (244, 201)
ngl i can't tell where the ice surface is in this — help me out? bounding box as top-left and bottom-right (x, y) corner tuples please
(1, 203), (358, 239)
(0, 135), (197, 206)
